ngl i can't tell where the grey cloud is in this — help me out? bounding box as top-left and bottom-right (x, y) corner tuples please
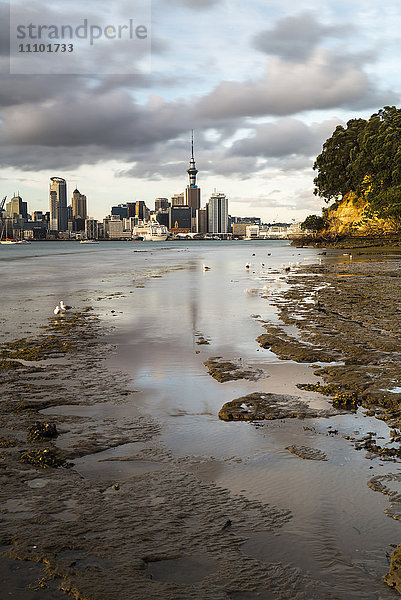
(162, 0), (221, 9)
(229, 118), (342, 162)
(253, 12), (352, 61)
(195, 48), (396, 118)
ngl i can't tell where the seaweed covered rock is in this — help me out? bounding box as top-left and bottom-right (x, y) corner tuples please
(384, 544), (401, 593)
(27, 421), (58, 442)
(204, 357), (261, 383)
(297, 383), (359, 411)
(218, 392), (335, 422)
(20, 448), (65, 469)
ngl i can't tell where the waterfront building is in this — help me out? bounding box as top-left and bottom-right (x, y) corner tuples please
(169, 206), (191, 232)
(103, 215), (124, 239)
(156, 210), (169, 227)
(196, 207), (208, 234)
(72, 188), (87, 219)
(49, 177), (67, 231)
(207, 191), (228, 234)
(85, 218), (98, 240)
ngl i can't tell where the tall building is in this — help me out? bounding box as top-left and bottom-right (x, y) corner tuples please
(85, 219), (98, 240)
(6, 194), (28, 220)
(169, 206), (191, 232)
(134, 200), (148, 220)
(111, 205), (128, 220)
(72, 188), (87, 219)
(49, 177), (67, 231)
(208, 191), (228, 234)
(155, 197), (169, 211)
(171, 193), (185, 206)
(185, 131), (201, 230)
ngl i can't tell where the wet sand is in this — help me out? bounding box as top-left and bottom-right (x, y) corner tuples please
(1, 241), (401, 599)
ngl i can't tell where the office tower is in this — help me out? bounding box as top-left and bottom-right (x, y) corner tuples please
(135, 200), (148, 220)
(72, 188), (87, 219)
(49, 177), (67, 231)
(171, 193), (185, 207)
(6, 194), (27, 220)
(196, 207), (208, 234)
(111, 205), (128, 220)
(185, 131), (201, 228)
(126, 203), (136, 218)
(169, 206), (192, 231)
(85, 219), (98, 240)
(208, 191), (228, 234)
(155, 197), (169, 211)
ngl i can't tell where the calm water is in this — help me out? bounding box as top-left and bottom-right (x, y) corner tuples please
(1, 240), (400, 599)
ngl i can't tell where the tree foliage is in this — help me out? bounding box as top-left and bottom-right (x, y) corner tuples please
(313, 106), (401, 224)
(300, 214), (326, 232)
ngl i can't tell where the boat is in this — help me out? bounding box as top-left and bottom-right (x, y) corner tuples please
(80, 240), (99, 244)
(1, 239), (18, 245)
(133, 223), (168, 241)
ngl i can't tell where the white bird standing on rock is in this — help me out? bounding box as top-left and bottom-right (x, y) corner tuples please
(60, 300), (72, 311)
(54, 305), (60, 315)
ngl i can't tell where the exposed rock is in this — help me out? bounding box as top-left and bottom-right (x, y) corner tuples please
(204, 358), (262, 383)
(218, 392), (338, 422)
(286, 445), (327, 461)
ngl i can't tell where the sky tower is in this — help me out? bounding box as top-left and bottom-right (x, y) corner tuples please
(185, 130), (201, 230)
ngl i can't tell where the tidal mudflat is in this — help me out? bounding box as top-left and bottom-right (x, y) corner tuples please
(1, 241), (401, 599)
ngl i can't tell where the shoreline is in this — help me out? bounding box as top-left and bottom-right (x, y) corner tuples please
(1, 244), (401, 598)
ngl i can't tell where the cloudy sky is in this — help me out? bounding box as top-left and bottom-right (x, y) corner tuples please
(0, 0), (400, 222)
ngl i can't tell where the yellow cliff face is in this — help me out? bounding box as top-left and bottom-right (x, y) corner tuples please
(325, 193), (389, 236)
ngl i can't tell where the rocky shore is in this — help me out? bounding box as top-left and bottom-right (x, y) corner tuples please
(252, 246), (401, 592)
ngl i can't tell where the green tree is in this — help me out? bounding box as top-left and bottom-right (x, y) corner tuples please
(301, 214), (326, 232)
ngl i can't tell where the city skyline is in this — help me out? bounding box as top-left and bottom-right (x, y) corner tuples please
(0, 1), (400, 222)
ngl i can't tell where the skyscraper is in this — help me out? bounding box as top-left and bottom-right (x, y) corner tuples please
(49, 177), (67, 231)
(185, 131), (201, 230)
(72, 188), (87, 219)
(208, 191), (228, 234)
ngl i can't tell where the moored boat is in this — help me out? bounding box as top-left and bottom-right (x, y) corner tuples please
(133, 223), (168, 241)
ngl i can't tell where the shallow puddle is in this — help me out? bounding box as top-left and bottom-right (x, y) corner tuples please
(72, 442), (163, 481)
(147, 555), (217, 584)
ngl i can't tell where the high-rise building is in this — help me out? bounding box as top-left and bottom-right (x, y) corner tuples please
(208, 191), (228, 234)
(185, 132), (201, 229)
(72, 188), (87, 219)
(169, 206), (191, 231)
(85, 219), (98, 240)
(134, 200), (148, 220)
(49, 177), (67, 231)
(6, 194), (28, 220)
(111, 205), (128, 220)
(155, 197), (170, 211)
(196, 207), (208, 234)
(171, 193), (185, 207)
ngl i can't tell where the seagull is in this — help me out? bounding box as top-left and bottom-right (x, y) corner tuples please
(54, 305), (60, 315)
(60, 300), (72, 311)
(202, 264), (211, 271)
(245, 263), (250, 269)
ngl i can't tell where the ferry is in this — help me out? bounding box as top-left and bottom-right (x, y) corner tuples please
(80, 239), (99, 244)
(133, 223), (169, 242)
